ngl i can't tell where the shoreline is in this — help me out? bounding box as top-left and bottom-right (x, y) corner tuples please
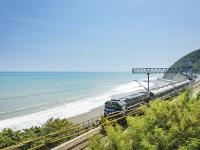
(0, 77), (170, 131)
(68, 77), (172, 124)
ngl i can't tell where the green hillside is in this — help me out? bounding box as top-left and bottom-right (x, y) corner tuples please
(163, 49), (200, 80)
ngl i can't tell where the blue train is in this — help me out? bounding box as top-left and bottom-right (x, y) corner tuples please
(104, 80), (189, 116)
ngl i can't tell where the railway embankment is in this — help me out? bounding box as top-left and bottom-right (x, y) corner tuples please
(193, 78), (200, 96)
(52, 80), (200, 150)
(2, 80), (200, 150)
(52, 127), (102, 150)
(89, 82), (200, 149)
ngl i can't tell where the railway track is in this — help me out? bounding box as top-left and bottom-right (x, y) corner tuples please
(52, 127), (104, 150)
(52, 105), (144, 150)
(53, 80), (200, 150)
(2, 79), (200, 150)
(67, 134), (105, 150)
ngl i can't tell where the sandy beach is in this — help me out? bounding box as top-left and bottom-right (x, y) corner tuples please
(0, 77), (173, 130)
(68, 78), (173, 124)
(68, 106), (103, 123)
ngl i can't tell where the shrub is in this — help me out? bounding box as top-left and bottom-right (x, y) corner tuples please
(90, 90), (200, 150)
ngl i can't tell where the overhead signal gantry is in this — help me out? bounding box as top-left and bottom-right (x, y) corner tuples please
(132, 62), (193, 92)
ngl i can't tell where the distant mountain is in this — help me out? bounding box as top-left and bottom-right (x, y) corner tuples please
(163, 49), (200, 80)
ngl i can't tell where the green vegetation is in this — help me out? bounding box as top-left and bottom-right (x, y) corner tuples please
(0, 118), (74, 149)
(163, 49), (200, 80)
(90, 90), (200, 150)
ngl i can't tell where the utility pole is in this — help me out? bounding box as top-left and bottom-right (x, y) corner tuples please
(188, 61), (193, 97)
(147, 73), (150, 91)
(188, 61), (193, 88)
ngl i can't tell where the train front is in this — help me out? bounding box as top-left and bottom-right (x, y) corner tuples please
(104, 94), (127, 116)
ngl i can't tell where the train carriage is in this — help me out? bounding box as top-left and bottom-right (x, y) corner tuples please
(104, 80), (189, 116)
(104, 91), (150, 116)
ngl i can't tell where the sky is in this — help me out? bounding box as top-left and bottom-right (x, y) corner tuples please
(0, 0), (200, 72)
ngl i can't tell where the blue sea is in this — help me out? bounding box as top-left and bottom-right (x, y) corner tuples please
(0, 72), (161, 130)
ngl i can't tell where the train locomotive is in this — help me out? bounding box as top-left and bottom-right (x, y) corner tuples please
(104, 80), (189, 116)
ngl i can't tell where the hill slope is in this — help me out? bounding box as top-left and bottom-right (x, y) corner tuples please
(163, 49), (200, 80)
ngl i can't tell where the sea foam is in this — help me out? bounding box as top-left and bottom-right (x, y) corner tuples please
(0, 80), (153, 131)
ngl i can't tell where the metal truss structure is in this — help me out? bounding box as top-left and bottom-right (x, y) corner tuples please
(132, 67), (187, 74)
(132, 63), (193, 92)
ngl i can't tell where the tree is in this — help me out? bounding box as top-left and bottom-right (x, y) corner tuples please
(0, 118), (75, 149)
(90, 90), (200, 150)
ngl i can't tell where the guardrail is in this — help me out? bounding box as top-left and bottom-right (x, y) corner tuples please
(42, 81), (200, 149)
(1, 106), (143, 150)
(52, 127), (102, 150)
(3, 80), (199, 150)
(1, 117), (100, 150)
(52, 107), (143, 150)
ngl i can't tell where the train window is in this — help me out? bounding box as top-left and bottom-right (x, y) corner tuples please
(105, 101), (112, 109)
(105, 102), (118, 109)
(111, 102), (120, 109)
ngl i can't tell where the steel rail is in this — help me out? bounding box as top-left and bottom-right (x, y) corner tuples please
(2, 80), (198, 150)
